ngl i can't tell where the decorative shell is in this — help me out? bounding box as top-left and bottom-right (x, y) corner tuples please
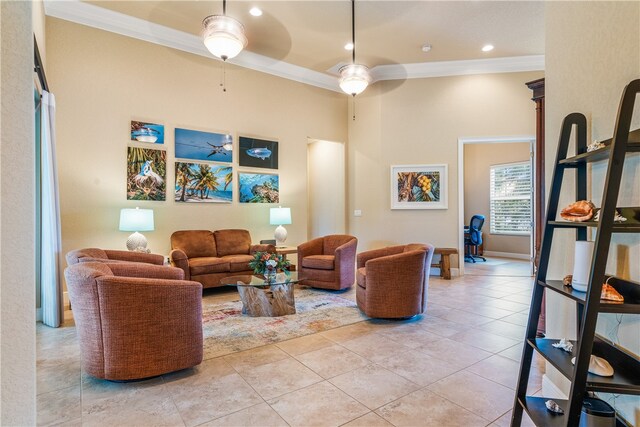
(560, 200), (596, 222)
(552, 338), (574, 353)
(601, 283), (624, 303)
(571, 355), (614, 377)
(563, 275), (573, 287)
(587, 140), (606, 152)
(545, 400), (565, 414)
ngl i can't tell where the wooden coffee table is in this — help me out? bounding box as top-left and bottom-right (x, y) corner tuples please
(220, 272), (302, 317)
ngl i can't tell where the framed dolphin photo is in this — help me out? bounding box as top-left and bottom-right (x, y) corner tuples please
(238, 136), (278, 169)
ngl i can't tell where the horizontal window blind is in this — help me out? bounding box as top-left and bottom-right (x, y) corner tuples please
(490, 161), (532, 235)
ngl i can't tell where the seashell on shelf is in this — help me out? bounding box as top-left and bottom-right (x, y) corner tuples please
(552, 338), (574, 353)
(587, 140), (605, 152)
(593, 209), (627, 223)
(545, 399), (565, 414)
(571, 355), (614, 377)
(560, 200), (596, 222)
(563, 275), (573, 287)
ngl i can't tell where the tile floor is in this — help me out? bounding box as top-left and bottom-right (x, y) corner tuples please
(37, 261), (543, 426)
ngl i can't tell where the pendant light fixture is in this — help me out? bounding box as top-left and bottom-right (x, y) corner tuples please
(202, 0), (247, 61)
(339, 0), (371, 96)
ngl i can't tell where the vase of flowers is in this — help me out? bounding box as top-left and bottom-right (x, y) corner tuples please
(248, 251), (291, 283)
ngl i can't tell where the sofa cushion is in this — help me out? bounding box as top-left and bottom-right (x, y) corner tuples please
(171, 230), (216, 258)
(302, 255), (335, 270)
(356, 267), (367, 289)
(214, 229), (251, 257)
(220, 255), (253, 272)
(188, 257), (229, 276)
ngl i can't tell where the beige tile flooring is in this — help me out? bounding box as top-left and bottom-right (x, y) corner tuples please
(37, 268), (543, 426)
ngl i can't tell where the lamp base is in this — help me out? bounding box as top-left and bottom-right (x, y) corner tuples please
(274, 225), (287, 247)
(126, 232), (149, 252)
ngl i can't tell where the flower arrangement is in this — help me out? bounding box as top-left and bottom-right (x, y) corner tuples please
(248, 251), (291, 278)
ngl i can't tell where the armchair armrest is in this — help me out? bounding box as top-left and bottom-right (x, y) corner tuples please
(356, 245), (404, 268)
(169, 249), (190, 280)
(105, 263), (185, 280)
(250, 244), (276, 254)
(104, 250), (164, 265)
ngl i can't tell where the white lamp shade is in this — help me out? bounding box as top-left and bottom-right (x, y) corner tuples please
(119, 208), (154, 232)
(270, 207), (292, 225)
(339, 64), (372, 96)
(202, 15), (247, 60)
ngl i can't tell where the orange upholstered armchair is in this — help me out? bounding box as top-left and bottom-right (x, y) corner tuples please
(356, 243), (435, 318)
(66, 247), (165, 266)
(64, 262), (203, 381)
(297, 235), (357, 290)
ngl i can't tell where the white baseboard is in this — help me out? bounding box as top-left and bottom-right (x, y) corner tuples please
(483, 251), (531, 261)
(36, 307), (42, 322)
(542, 374), (568, 399)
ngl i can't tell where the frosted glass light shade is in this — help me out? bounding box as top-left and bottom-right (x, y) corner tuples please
(202, 15), (247, 60)
(339, 64), (371, 96)
(119, 208), (154, 232)
(270, 207), (291, 225)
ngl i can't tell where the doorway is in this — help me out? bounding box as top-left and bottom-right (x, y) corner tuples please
(307, 139), (346, 239)
(458, 136), (535, 277)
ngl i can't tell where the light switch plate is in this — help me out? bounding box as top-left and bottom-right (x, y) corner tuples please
(354, 210), (362, 217)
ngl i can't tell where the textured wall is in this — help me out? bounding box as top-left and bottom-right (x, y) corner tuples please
(47, 18), (347, 262)
(348, 71), (542, 267)
(544, 2), (640, 423)
(0, 1), (36, 424)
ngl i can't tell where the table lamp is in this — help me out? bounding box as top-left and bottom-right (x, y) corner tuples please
(119, 207), (154, 252)
(270, 206), (291, 247)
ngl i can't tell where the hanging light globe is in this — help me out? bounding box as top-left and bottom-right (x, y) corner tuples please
(202, 15), (247, 61)
(339, 64), (372, 96)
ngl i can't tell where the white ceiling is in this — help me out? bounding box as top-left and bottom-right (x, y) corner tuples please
(45, 0), (545, 92)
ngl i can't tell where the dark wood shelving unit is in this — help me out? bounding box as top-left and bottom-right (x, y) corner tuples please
(511, 79), (640, 427)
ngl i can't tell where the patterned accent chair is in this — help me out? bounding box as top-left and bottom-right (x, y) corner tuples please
(66, 248), (165, 266)
(297, 235), (358, 290)
(356, 243), (435, 319)
(64, 262), (203, 381)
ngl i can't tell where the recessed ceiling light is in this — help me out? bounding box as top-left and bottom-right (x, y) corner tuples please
(344, 42), (354, 51)
(482, 44), (494, 52)
(421, 44), (432, 53)
(249, 7), (262, 17)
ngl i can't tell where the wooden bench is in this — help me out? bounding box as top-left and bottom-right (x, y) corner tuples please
(431, 247), (458, 280)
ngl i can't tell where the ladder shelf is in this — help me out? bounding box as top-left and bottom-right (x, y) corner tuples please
(511, 78), (640, 427)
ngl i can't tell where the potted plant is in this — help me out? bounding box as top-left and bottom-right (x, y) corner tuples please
(248, 251), (291, 282)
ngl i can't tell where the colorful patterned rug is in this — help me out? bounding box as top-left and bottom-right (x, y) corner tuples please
(202, 286), (367, 359)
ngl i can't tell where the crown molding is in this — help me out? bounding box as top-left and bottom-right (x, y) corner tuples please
(44, 0), (544, 93)
(370, 55), (544, 81)
(43, 0), (342, 92)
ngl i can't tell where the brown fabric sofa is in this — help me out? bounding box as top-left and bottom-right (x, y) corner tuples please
(297, 235), (357, 290)
(356, 243), (435, 318)
(170, 229), (274, 288)
(66, 247), (165, 266)
(64, 262), (203, 381)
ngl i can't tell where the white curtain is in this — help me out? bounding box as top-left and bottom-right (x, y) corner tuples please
(40, 91), (63, 327)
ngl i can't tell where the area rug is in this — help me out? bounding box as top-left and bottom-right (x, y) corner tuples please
(201, 286), (367, 359)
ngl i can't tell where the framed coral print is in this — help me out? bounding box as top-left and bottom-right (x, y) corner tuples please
(390, 164), (447, 209)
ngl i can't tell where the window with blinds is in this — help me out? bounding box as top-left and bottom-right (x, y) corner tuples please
(490, 161), (532, 235)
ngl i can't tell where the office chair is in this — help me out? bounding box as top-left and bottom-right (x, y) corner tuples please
(464, 214), (486, 263)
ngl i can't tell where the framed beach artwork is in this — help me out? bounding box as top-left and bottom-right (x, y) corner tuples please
(130, 120), (164, 144)
(175, 162), (232, 203)
(175, 128), (233, 163)
(390, 164), (447, 209)
(238, 136), (278, 169)
(127, 147), (166, 201)
(238, 173), (279, 203)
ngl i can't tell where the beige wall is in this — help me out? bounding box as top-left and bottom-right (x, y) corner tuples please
(348, 71), (542, 267)
(0, 1), (36, 424)
(47, 18), (347, 262)
(464, 142), (531, 255)
(545, 2), (640, 422)
(33, 0), (46, 66)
